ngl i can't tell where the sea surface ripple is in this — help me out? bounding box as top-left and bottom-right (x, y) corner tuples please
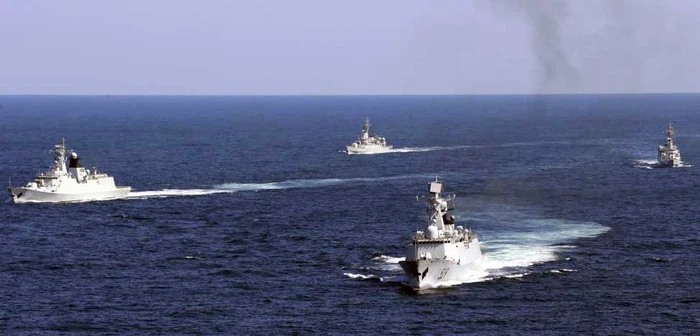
(0, 95), (699, 334)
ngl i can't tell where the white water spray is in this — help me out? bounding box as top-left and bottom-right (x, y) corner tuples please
(127, 174), (427, 200)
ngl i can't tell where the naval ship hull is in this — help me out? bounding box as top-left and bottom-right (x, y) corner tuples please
(399, 239), (483, 290)
(651, 161), (683, 168)
(9, 186), (131, 204)
(346, 145), (393, 154)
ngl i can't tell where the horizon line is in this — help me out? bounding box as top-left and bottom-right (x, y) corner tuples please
(2, 92), (700, 98)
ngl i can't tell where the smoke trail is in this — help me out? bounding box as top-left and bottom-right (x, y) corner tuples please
(487, 0), (697, 94)
(490, 0), (579, 94)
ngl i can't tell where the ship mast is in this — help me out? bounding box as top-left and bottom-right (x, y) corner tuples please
(360, 117), (371, 141)
(362, 117), (371, 133)
(427, 177), (447, 230)
(53, 138), (67, 173)
(665, 121), (676, 138)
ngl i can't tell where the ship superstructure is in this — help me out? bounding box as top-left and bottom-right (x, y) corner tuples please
(346, 117), (392, 154)
(8, 139), (131, 203)
(399, 179), (483, 290)
(656, 122), (684, 168)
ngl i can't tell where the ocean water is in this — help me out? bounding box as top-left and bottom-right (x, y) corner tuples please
(0, 95), (699, 334)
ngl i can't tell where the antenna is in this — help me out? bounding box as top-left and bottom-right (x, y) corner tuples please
(665, 121), (676, 138)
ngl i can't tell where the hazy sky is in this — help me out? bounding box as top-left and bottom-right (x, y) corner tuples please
(2, 0), (700, 95)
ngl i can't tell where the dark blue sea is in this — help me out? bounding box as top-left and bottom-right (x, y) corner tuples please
(0, 95), (699, 335)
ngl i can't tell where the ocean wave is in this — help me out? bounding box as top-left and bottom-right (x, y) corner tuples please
(502, 272), (531, 279)
(343, 272), (379, 280)
(370, 254), (405, 264)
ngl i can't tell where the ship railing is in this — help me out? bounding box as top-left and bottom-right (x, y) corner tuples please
(415, 238), (455, 244)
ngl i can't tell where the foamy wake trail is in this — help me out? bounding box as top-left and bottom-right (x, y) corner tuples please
(348, 141), (574, 155)
(127, 174), (426, 199)
(387, 146), (463, 153)
(214, 174), (425, 191)
(371, 255), (405, 264)
(369, 254), (405, 272)
(477, 218), (609, 277)
(361, 254), (489, 288)
(632, 159), (694, 169)
(342, 272), (401, 283)
(404, 214), (607, 275)
(127, 189), (232, 199)
(348, 208), (610, 289)
(343, 273), (379, 280)
(634, 159), (657, 165)
(344, 147), (450, 155)
(633, 159), (656, 169)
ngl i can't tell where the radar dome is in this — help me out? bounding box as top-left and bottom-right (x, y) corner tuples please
(426, 225), (439, 239)
(71, 152), (78, 158)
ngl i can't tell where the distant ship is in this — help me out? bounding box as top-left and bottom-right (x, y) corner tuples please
(8, 139), (131, 203)
(399, 179), (483, 290)
(654, 122), (684, 168)
(346, 117), (392, 154)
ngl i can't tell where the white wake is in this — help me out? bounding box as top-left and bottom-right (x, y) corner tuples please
(633, 158), (657, 169)
(348, 206), (610, 289)
(127, 189), (232, 199)
(214, 174), (425, 191)
(478, 218), (609, 274)
(127, 174), (426, 200)
(632, 158), (694, 169)
(345, 140), (573, 155)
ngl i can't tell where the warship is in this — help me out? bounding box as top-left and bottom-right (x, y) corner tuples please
(8, 139), (131, 203)
(654, 122), (684, 168)
(399, 179), (483, 290)
(346, 117), (392, 154)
